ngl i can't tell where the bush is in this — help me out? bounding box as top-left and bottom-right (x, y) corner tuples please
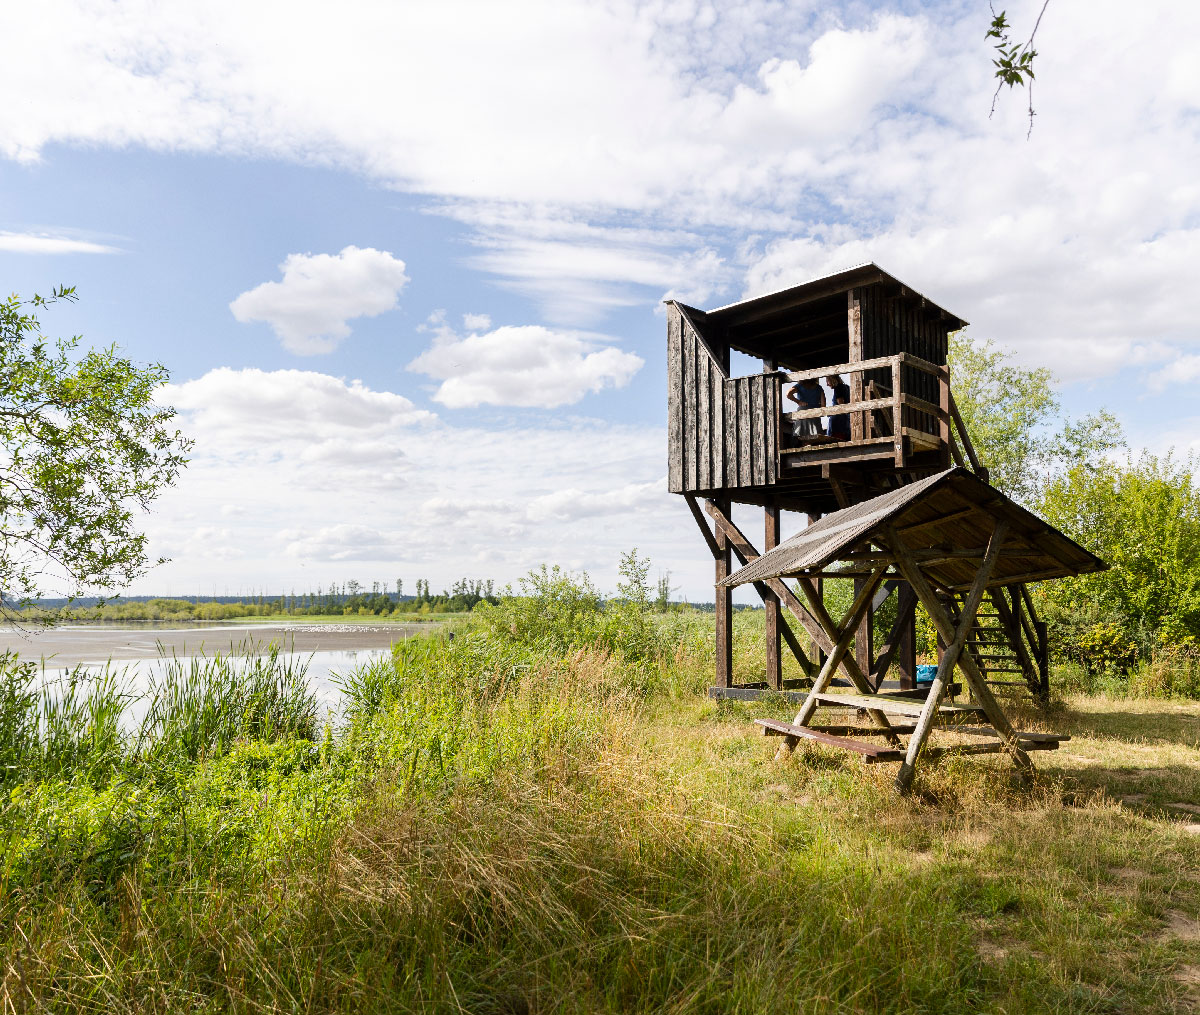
(1127, 643), (1200, 699)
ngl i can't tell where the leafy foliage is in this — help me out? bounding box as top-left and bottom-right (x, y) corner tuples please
(475, 551), (664, 663)
(987, 2), (1050, 136)
(949, 331), (1121, 506)
(0, 288), (191, 610)
(1039, 453), (1200, 642)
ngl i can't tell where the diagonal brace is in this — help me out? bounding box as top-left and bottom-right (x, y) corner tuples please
(883, 523), (1033, 784)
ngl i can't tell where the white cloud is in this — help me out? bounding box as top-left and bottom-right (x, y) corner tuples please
(1148, 354), (1200, 391)
(5, 1), (1200, 369)
(408, 323), (643, 408)
(139, 367), (700, 595)
(462, 312), (491, 331)
(0, 230), (118, 254)
(229, 246), (409, 354)
(160, 367), (433, 442)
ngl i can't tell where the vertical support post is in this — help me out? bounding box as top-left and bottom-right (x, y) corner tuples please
(803, 513), (826, 671)
(1035, 619), (1050, 700)
(764, 504), (782, 690)
(854, 575), (873, 685)
(891, 356), (904, 467)
(847, 289), (864, 441)
(897, 596), (917, 690)
(937, 364), (952, 469)
(714, 496), (733, 689)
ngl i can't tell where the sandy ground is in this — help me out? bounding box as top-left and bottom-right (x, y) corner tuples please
(0, 622), (436, 665)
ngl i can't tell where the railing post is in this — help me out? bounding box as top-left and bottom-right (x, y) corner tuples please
(891, 356), (903, 467)
(847, 290), (864, 441)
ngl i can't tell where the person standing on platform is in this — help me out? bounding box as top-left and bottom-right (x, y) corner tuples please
(788, 376), (825, 441)
(825, 373), (851, 442)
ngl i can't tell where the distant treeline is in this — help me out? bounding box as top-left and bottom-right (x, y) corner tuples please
(22, 578), (500, 622)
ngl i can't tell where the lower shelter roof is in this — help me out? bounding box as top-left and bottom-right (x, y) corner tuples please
(723, 468), (1106, 592)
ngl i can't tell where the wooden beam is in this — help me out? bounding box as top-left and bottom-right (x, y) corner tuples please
(883, 524), (1034, 788)
(703, 501), (819, 677)
(989, 586), (1038, 691)
(757, 719), (905, 762)
(684, 493), (721, 560)
(714, 496), (733, 688)
(848, 290), (864, 441)
(705, 504), (839, 659)
(894, 506), (975, 534)
(854, 574), (873, 694)
(775, 567), (889, 760)
(948, 391), (986, 480)
(781, 353), (898, 384)
(892, 521), (1008, 793)
(870, 584), (917, 689)
(765, 505), (782, 690)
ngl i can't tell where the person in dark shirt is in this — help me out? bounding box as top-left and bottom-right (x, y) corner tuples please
(825, 373), (851, 441)
(788, 376), (825, 441)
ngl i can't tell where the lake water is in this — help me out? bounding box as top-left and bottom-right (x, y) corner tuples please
(1, 621), (438, 719)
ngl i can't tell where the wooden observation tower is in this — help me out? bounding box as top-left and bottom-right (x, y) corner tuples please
(666, 264), (1106, 789)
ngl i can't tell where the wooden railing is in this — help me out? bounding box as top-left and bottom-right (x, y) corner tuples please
(777, 352), (987, 479)
(779, 352), (948, 467)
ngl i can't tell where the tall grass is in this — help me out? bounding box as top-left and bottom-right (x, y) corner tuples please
(2, 602), (1198, 1013)
(138, 641), (317, 761)
(0, 652), (129, 784)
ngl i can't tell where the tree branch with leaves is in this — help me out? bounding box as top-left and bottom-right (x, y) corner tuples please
(1, 287), (192, 615)
(987, 1), (1050, 136)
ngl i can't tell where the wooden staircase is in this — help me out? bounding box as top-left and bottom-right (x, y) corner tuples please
(947, 584), (1050, 700)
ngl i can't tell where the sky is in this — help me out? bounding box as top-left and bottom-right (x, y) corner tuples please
(2, 0), (1198, 602)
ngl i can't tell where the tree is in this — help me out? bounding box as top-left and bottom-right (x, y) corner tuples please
(1039, 453), (1200, 642)
(948, 332), (1121, 507)
(1, 288), (191, 612)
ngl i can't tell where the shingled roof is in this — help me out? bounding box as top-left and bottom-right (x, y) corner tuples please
(723, 468), (1105, 591)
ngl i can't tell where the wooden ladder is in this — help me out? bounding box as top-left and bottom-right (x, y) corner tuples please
(947, 584), (1050, 700)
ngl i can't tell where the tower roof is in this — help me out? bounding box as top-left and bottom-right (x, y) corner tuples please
(723, 467), (1105, 591)
(673, 263), (967, 365)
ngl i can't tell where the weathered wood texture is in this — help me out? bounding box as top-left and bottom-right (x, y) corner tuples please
(666, 304), (777, 494)
(764, 505), (782, 690)
(857, 284), (949, 441)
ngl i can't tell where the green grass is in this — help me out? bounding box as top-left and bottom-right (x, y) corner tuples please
(1, 612), (1198, 1013)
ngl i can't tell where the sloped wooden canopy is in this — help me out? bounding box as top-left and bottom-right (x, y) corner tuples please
(723, 467), (1105, 591)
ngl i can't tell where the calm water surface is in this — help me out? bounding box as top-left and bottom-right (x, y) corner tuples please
(2, 621), (437, 719)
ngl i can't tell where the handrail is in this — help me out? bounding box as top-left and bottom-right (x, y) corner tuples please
(780, 351), (944, 384)
(948, 392), (985, 477)
(783, 392), (950, 422)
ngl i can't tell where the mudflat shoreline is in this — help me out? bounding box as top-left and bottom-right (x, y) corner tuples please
(0, 622), (435, 666)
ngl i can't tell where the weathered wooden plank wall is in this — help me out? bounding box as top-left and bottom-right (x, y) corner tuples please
(860, 284), (949, 437)
(666, 304), (777, 494)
